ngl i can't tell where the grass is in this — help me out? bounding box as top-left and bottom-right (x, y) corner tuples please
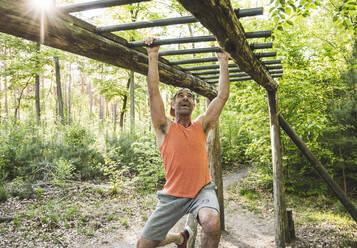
(0, 180), (157, 247)
(226, 176), (357, 247)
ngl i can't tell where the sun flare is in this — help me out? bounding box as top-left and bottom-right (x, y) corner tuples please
(30, 0), (54, 12)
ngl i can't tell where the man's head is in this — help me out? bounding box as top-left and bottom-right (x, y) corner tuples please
(170, 88), (196, 117)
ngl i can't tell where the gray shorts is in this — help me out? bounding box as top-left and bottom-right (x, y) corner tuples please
(141, 182), (220, 241)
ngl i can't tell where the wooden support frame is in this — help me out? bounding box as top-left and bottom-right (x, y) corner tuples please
(59, 0), (150, 13)
(206, 101), (225, 231)
(279, 114), (357, 223)
(170, 52), (276, 65)
(97, 7), (263, 32)
(128, 30), (271, 47)
(267, 90), (288, 248)
(159, 43), (272, 56)
(178, 0), (277, 91)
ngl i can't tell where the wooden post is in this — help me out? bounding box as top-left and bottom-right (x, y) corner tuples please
(206, 99), (225, 231)
(267, 90), (287, 248)
(286, 208), (295, 242)
(278, 114), (357, 223)
(185, 214), (197, 248)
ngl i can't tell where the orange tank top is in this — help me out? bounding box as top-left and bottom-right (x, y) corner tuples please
(159, 121), (211, 198)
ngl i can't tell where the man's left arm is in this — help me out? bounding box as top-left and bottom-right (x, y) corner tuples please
(198, 52), (230, 134)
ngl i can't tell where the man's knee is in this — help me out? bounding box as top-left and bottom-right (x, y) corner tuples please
(136, 237), (160, 248)
(199, 208), (221, 235)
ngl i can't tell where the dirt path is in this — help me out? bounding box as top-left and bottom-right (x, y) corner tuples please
(2, 167), (355, 247)
(107, 166), (275, 248)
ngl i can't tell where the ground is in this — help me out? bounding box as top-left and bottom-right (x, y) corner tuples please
(1, 166), (356, 248)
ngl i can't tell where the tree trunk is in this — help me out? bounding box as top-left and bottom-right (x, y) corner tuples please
(54, 56), (65, 124)
(68, 76), (71, 124)
(63, 67), (67, 116)
(339, 146), (347, 194)
(130, 70), (135, 134)
(267, 90), (287, 247)
(14, 79), (31, 123)
(68, 63), (72, 124)
(3, 48), (8, 117)
(99, 96), (104, 123)
(35, 43), (41, 124)
(88, 81), (93, 115)
(105, 99), (109, 118)
(113, 102), (118, 131)
(120, 78), (130, 130)
(81, 73), (85, 95)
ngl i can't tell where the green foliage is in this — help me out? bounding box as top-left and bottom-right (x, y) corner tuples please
(102, 133), (165, 193)
(51, 159), (75, 185)
(0, 182), (9, 202)
(7, 177), (34, 200)
(0, 120), (104, 182)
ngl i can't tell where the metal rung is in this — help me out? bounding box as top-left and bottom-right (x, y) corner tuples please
(170, 52), (276, 65)
(200, 69), (283, 80)
(59, 0), (150, 13)
(97, 7), (263, 32)
(183, 60), (281, 71)
(207, 74), (282, 84)
(269, 70), (284, 74)
(192, 64), (282, 76)
(193, 68), (243, 75)
(128, 30), (271, 47)
(159, 43), (272, 56)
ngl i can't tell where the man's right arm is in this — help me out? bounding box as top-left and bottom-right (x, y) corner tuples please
(146, 38), (169, 145)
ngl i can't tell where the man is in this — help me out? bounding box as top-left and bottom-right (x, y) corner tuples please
(136, 37), (230, 248)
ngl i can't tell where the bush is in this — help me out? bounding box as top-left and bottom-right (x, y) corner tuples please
(0, 121), (104, 182)
(103, 133), (165, 192)
(0, 182), (9, 202)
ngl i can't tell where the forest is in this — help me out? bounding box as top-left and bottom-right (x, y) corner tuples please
(0, 0), (356, 247)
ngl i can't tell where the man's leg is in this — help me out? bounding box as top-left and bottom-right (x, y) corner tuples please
(198, 207), (221, 248)
(136, 237), (160, 248)
(137, 233), (183, 248)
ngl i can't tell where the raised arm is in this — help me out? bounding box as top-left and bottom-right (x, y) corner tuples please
(145, 37), (170, 145)
(197, 52), (230, 134)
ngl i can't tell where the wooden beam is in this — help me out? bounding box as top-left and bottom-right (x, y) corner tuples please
(206, 103), (225, 231)
(278, 114), (357, 223)
(128, 30), (271, 47)
(98, 7), (263, 32)
(59, 0), (150, 13)
(159, 43), (272, 56)
(178, 0), (277, 91)
(183, 60), (281, 71)
(0, 0), (217, 99)
(267, 90), (287, 248)
(170, 52), (276, 65)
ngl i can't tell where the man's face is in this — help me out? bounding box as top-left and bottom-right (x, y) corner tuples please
(171, 89), (195, 116)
